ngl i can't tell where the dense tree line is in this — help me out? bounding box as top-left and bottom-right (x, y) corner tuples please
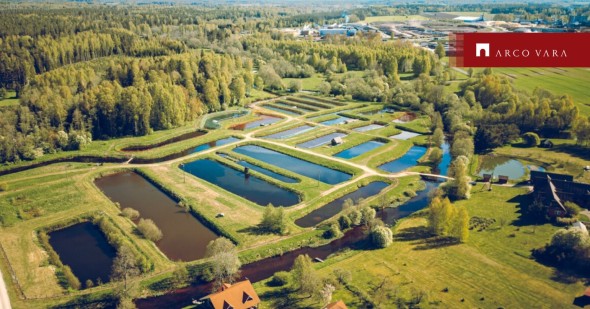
(459, 72), (580, 152)
(0, 51), (252, 162)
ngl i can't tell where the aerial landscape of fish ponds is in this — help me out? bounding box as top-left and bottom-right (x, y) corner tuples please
(3, 81), (587, 309)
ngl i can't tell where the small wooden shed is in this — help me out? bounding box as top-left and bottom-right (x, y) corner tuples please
(331, 137), (343, 146)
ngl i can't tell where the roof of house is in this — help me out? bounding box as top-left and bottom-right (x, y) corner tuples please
(200, 280), (260, 309)
(325, 300), (348, 309)
(547, 176), (567, 212)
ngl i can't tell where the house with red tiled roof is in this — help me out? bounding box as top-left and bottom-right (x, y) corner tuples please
(199, 280), (260, 309)
(324, 300), (348, 309)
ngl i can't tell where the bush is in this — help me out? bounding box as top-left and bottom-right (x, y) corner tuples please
(360, 207), (376, 226)
(324, 223), (342, 239)
(0, 183), (8, 192)
(137, 218), (163, 242)
(522, 132), (540, 147)
(268, 271), (290, 287)
(564, 202), (582, 218)
(121, 208), (140, 220)
(370, 226), (393, 248)
(333, 268), (352, 284)
(555, 217), (578, 226)
(288, 80), (302, 93)
(62, 265), (81, 290)
(338, 215), (351, 230)
(348, 209), (362, 226)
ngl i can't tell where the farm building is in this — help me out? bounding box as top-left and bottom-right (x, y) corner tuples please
(530, 171), (590, 212)
(198, 279), (260, 309)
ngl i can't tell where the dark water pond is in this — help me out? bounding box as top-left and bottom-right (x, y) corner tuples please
(234, 160), (299, 183)
(297, 133), (348, 148)
(95, 172), (218, 261)
(136, 180), (439, 309)
(191, 137), (241, 153)
(233, 145), (352, 185)
(231, 115), (282, 130)
(379, 181), (438, 225)
(334, 141), (386, 159)
(478, 156), (526, 179)
(264, 125), (315, 139)
(130, 137), (241, 164)
(48, 222), (116, 285)
(295, 181), (390, 227)
(121, 131), (207, 152)
(353, 124), (384, 132)
(391, 130), (421, 140)
(204, 111), (248, 129)
(182, 159), (299, 207)
(378, 146), (427, 173)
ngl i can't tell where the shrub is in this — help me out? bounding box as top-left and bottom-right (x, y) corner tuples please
(348, 209), (362, 226)
(268, 271), (290, 287)
(121, 208), (140, 220)
(288, 80), (302, 93)
(522, 132), (540, 147)
(324, 223), (342, 239)
(0, 183), (8, 192)
(564, 202), (582, 218)
(137, 218), (163, 242)
(333, 268), (352, 284)
(62, 265), (81, 290)
(360, 207), (376, 226)
(555, 217), (578, 226)
(338, 215), (351, 230)
(370, 226), (393, 248)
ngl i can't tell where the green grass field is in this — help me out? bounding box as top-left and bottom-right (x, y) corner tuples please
(0, 90), (19, 107)
(478, 68), (590, 117)
(254, 186), (586, 308)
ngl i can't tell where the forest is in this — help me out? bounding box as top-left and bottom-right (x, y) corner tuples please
(0, 4), (589, 163)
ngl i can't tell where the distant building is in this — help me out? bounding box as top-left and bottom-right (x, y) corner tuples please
(530, 171), (590, 211)
(453, 14), (484, 22)
(319, 28), (356, 37)
(198, 280), (260, 309)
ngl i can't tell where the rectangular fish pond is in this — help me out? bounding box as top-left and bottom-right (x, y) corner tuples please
(352, 124), (385, 132)
(233, 145), (352, 185)
(217, 153), (299, 184)
(204, 110), (249, 129)
(296, 133), (348, 148)
(378, 146), (427, 173)
(333, 141), (386, 159)
(295, 181), (389, 227)
(95, 172), (219, 261)
(263, 125), (315, 139)
(182, 159), (300, 207)
(48, 221), (116, 286)
(231, 115), (282, 130)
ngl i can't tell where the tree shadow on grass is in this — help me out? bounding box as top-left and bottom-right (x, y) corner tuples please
(259, 287), (310, 309)
(237, 225), (274, 236)
(550, 144), (590, 162)
(394, 226), (460, 250)
(506, 193), (547, 227)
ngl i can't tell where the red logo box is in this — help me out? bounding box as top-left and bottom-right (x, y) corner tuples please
(450, 33), (590, 67)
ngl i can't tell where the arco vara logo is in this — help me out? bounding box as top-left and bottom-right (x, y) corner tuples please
(450, 33), (590, 67)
